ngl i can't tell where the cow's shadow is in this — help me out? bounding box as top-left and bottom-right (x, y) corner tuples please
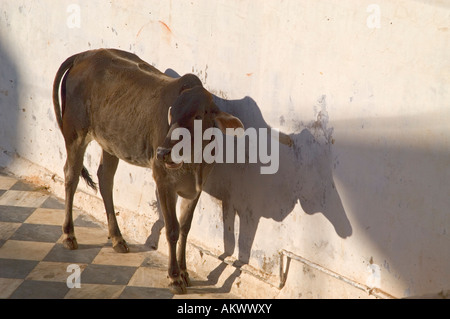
(204, 94), (352, 260)
(147, 69), (352, 291)
(0, 40), (21, 167)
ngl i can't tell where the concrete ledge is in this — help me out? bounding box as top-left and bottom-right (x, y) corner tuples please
(0, 154), (428, 299)
(0, 154), (385, 298)
(1, 153), (281, 298)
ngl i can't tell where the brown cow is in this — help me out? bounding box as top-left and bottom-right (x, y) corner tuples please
(52, 48), (244, 293)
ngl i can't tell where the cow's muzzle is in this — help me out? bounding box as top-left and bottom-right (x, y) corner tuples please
(156, 146), (183, 169)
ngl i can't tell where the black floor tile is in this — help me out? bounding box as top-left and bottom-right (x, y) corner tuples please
(81, 264), (137, 285)
(0, 259), (39, 279)
(10, 181), (36, 192)
(40, 197), (65, 209)
(10, 223), (62, 242)
(119, 286), (174, 299)
(74, 214), (103, 228)
(9, 280), (70, 299)
(0, 206), (36, 223)
(44, 243), (102, 264)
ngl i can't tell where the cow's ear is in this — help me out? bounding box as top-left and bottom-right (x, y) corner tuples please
(179, 84), (190, 95)
(214, 111), (244, 136)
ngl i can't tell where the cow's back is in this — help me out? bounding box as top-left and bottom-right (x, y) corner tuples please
(63, 48), (196, 167)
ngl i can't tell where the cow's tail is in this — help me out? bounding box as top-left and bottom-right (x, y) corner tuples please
(52, 53), (79, 132)
(52, 53), (97, 192)
(81, 167), (97, 192)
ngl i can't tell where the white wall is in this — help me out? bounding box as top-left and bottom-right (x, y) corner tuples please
(1, 0), (449, 298)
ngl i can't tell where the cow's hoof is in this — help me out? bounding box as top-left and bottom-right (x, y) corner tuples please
(63, 237), (78, 250)
(181, 271), (191, 287)
(169, 280), (187, 294)
(113, 240), (129, 253)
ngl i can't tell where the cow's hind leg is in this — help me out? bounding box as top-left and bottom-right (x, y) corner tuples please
(97, 150), (129, 253)
(62, 139), (88, 250)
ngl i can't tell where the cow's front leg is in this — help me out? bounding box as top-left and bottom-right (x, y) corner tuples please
(157, 185), (185, 294)
(177, 194), (200, 287)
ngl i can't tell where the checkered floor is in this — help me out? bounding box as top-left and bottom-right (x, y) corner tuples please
(0, 170), (237, 299)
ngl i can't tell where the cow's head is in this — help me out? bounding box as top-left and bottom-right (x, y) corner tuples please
(156, 86), (244, 169)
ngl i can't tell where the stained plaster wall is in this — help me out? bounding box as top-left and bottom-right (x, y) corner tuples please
(0, 0), (449, 298)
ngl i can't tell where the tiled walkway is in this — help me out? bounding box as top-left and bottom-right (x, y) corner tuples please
(0, 170), (237, 299)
